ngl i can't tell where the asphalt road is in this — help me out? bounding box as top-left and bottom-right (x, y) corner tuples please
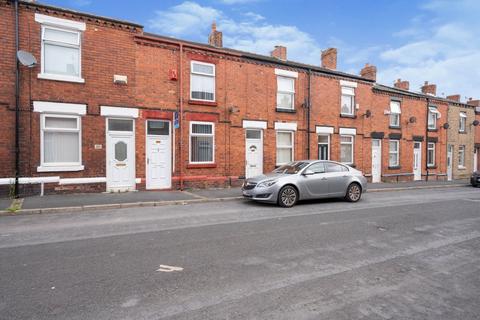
(0, 187), (479, 320)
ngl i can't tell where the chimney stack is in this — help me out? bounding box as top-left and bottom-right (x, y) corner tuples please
(446, 94), (461, 102)
(271, 45), (287, 61)
(360, 63), (377, 81)
(466, 98), (480, 107)
(321, 48), (337, 70)
(394, 78), (409, 91)
(421, 81), (437, 96)
(208, 22), (223, 47)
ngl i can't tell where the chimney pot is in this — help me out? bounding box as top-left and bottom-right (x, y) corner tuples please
(208, 21), (222, 47)
(360, 63), (377, 81)
(321, 48), (337, 70)
(271, 45), (287, 61)
(394, 79), (410, 91)
(421, 81), (437, 96)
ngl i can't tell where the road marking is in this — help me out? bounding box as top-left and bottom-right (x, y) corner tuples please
(157, 264), (183, 272)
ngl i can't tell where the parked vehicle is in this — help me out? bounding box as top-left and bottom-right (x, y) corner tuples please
(242, 160), (368, 207)
(471, 171), (480, 187)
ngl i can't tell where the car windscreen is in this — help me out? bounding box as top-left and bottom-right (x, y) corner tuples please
(273, 162), (309, 174)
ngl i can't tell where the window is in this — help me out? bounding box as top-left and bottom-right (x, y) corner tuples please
(41, 114), (81, 167)
(277, 76), (295, 110)
(305, 162), (326, 174)
(190, 122), (214, 163)
(40, 26), (82, 82)
(276, 131), (294, 165)
(389, 100), (401, 127)
(341, 86), (355, 115)
(325, 162), (349, 172)
(427, 142), (435, 167)
(428, 106), (440, 130)
(318, 134), (330, 160)
(389, 140), (400, 167)
(459, 112), (467, 132)
(147, 120), (169, 136)
(190, 61), (215, 102)
(108, 119), (133, 132)
(340, 135), (354, 164)
(458, 145), (465, 168)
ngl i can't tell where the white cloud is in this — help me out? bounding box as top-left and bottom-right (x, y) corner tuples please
(148, 1), (324, 65)
(148, 2), (221, 38)
(378, 0), (480, 98)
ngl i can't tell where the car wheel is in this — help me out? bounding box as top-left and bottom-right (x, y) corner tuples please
(278, 185), (298, 208)
(345, 183), (362, 202)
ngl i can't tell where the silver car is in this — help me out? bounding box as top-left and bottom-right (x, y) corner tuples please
(242, 160), (367, 207)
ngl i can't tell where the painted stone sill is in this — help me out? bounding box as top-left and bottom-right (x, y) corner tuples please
(458, 166), (466, 170)
(188, 99), (217, 107)
(187, 163), (217, 169)
(38, 73), (85, 83)
(276, 108), (296, 113)
(37, 165), (85, 172)
(427, 128), (438, 132)
(340, 114), (357, 119)
(389, 126), (401, 130)
(427, 165), (437, 169)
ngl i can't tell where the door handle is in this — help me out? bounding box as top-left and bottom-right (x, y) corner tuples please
(321, 177), (327, 180)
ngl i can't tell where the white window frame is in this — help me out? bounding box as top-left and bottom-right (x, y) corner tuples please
(428, 107), (440, 130)
(190, 61), (216, 102)
(389, 140), (400, 167)
(276, 130), (294, 165)
(389, 101), (401, 127)
(189, 121), (215, 164)
(458, 145), (466, 168)
(38, 113), (83, 172)
(340, 135), (354, 164)
(318, 134), (330, 160)
(459, 112), (467, 132)
(38, 25), (84, 83)
(340, 86), (355, 116)
(276, 76), (295, 110)
(427, 142), (436, 167)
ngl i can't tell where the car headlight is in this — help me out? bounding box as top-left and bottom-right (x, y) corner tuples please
(257, 180), (277, 188)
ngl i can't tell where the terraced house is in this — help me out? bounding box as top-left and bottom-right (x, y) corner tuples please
(0, 0), (477, 196)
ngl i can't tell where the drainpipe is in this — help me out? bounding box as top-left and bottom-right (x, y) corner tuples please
(179, 43), (184, 190)
(425, 97), (430, 181)
(14, 0), (20, 198)
(306, 69), (311, 159)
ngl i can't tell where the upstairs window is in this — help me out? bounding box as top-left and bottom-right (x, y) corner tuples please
(190, 61), (215, 102)
(428, 106), (440, 130)
(389, 100), (401, 127)
(459, 112), (467, 132)
(341, 86), (355, 116)
(276, 76), (295, 110)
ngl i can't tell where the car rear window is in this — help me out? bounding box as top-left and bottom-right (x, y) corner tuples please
(325, 163), (348, 173)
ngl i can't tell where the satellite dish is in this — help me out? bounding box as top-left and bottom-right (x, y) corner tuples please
(443, 123), (450, 129)
(409, 116), (416, 123)
(473, 120), (480, 126)
(17, 50), (37, 68)
(365, 110), (372, 118)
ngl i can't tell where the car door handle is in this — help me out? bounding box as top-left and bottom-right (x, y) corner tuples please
(321, 177), (327, 180)
(342, 175), (349, 178)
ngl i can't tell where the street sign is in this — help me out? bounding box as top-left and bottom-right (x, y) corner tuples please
(174, 111), (179, 129)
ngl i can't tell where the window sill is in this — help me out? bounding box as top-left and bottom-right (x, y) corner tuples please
(187, 163), (217, 169)
(427, 165), (437, 169)
(340, 114), (356, 119)
(459, 131), (467, 134)
(458, 166), (466, 170)
(38, 73), (85, 83)
(276, 108), (296, 113)
(389, 126), (401, 130)
(37, 165), (84, 172)
(388, 166), (401, 170)
(427, 128), (438, 132)
(188, 99), (217, 107)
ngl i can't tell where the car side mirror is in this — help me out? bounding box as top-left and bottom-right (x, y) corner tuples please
(302, 170), (314, 176)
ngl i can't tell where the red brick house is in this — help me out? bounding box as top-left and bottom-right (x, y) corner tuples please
(0, 1), (465, 197)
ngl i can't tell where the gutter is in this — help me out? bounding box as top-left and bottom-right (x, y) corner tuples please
(306, 69), (311, 159)
(425, 97), (430, 181)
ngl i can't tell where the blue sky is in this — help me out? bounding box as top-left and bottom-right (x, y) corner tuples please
(44, 0), (479, 99)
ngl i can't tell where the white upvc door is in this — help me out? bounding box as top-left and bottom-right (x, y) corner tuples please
(474, 148), (478, 173)
(413, 142), (422, 181)
(371, 139), (382, 183)
(245, 129), (263, 178)
(106, 118), (135, 192)
(447, 144), (453, 181)
(146, 120), (172, 189)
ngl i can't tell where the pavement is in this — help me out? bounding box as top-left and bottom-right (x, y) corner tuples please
(0, 186), (479, 319)
(0, 179), (471, 214)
